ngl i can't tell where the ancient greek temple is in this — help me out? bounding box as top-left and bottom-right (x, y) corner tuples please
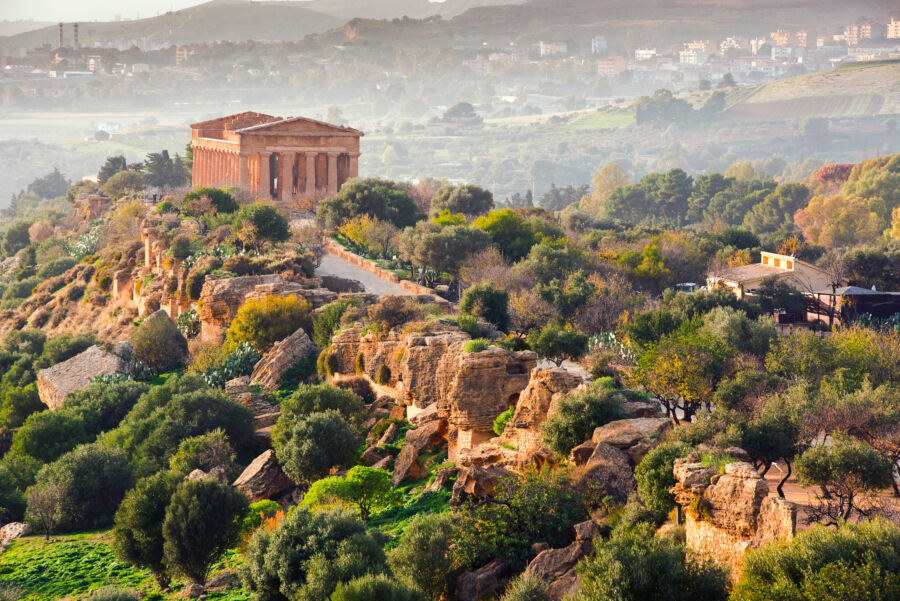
(189, 111), (362, 209)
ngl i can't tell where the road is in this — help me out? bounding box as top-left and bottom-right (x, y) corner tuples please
(316, 251), (415, 296)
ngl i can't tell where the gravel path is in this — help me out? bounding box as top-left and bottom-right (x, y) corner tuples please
(316, 251), (415, 296)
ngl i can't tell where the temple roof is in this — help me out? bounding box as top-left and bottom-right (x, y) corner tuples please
(235, 115), (363, 136)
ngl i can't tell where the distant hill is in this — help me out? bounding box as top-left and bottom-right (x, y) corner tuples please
(303, 0), (899, 49)
(297, 0), (525, 20)
(0, 0), (343, 49)
(723, 61), (900, 122)
(0, 20), (53, 37)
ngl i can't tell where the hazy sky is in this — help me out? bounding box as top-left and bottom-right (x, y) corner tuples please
(1, 0), (232, 23)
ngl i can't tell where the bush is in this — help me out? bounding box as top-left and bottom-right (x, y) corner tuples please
(732, 519), (900, 601)
(130, 313), (188, 374)
(501, 574), (549, 601)
(452, 467), (588, 571)
(175, 307), (201, 338)
(28, 443), (133, 532)
(574, 523), (728, 601)
(0, 383), (43, 429)
(273, 410), (359, 484)
(88, 588), (140, 601)
(314, 300), (352, 348)
(37, 257), (76, 279)
(183, 187), (239, 215)
(101, 170), (144, 199)
(63, 379), (150, 437)
(430, 184), (494, 217)
(330, 575), (426, 601)
(527, 323), (589, 366)
(200, 341), (262, 388)
(388, 512), (454, 601)
(277, 382), (365, 430)
(240, 508), (387, 601)
(232, 203), (290, 249)
(635, 442), (693, 514)
(355, 352), (365, 375)
(163, 478), (248, 584)
(335, 376), (376, 404)
(316, 177), (424, 230)
(460, 282), (510, 332)
(368, 296), (423, 332)
(10, 409), (88, 463)
(225, 294), (312, 352)
(302, 466), (396, 519)
(464, 339), (489, 353)
(38, 332), (96, 366)
(541, 382), (626, 457)
(185, 256), (222, 300)
(318, 347), (338, 378)
(375, 364), (391, 385)
(242, 499), (281, 535)
(493, 406), (514, 436)
(167, 428), (237, 479)
(112, 471), (180, 589)
(169, 234), (192, 260)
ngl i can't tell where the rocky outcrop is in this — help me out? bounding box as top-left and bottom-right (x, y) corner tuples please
(36, 341), (134, 410)
(250, 327), (319, 391)
(392, 444), (427, 486)
(672, 460), (796, 578)
(499, 367), (583, 464)
(404, 419), (447, 454)
(233, 450), (295, 502)
(198, 274), (336, 342)
(456, 559), (509, 601)
(574, 442), (635, 504)
(525, 520), (600, 601)
(450, 465), (511, 506)
(571, 417), (672, 467)
(0, 522), (31, 550)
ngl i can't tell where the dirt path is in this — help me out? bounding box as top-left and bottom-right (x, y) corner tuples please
(316, 251), (415, 296)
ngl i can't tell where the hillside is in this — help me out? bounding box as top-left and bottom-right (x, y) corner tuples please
(0, 0), (343, 48)
(301, 0), (899, 49)
(723, 61), (900, 122)
(0, 20), (53, 37)
(298, 0), (525, 20)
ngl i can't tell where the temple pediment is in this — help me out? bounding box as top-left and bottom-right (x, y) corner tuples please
(235, 116), (363, 137)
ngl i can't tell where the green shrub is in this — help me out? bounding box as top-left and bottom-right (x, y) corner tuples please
(355, 352), (365, 375)
(10, 409), (88, 463)
(330, 575), (426, 601)
(456, 314), (480, 338)
(277, 383), (365, 431)
(493, 406), (514, 436)
(501, 574), (549, 601)
(112, 471), (180, 590)
(162, 478), (248, 584)
(167, 428), (236, 478)
(232, 203), (290, 250)
(302, 466), (396, 519)
(574, 523), (727, 601)
(635, 442), (693, 514)
(388, 512), (454, 601)
(62, 379), (150, 437)
(200, 342), (261, 388)
(242, 500), (281, 535)
(335, 376), (376, 404)
(130, 313), (187, 374)
(527, 323), (589, 366)
(168, 234), (192, 260)
(314, 300), (352, 347)
(464, 339), (489, 353)
(375, 364), (391, 384)
(732, 519), (900, 601)
(460, 282), (510, 332)
(273, 410), (359, 484)
(28, 443), (132, 532)
(240, 508), (388, 600)
(368, 296), (423, 332)
(183, 187), (239, 215)
(541, 382), (626, 457)
(37, 257), (76, 279)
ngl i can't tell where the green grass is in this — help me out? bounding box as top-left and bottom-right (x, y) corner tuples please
(0, 529), (249, 601)
(562, 107), (634, 131)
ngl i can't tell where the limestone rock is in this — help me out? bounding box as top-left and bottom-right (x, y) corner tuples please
(456, 559), (509, 601)
(753, 495), (797, 547)
(425, 466), (457, 493)
(457, 442), (513, 468)
(376, 423), (400, 447)
(450, 465), (511, 506)
(409, 402), (439, 426)
(404, 419), (447, 454)
(569, 440), (597, 466)
(224, 376), (250, 399)
(179, 583), (204, 598)
(576, 442), (635, 504)
(500, 367), (583, 464)
(590, 417), (672, 466)
(525, 541), (590, 601)
(233, 449), (295, 502)
(361, 447), (385, 466)
(206, 570), (240, 592)
(250, 327), (319, 392)
(37, 342), (134, 410)
(703, 462), (769, 537)
(371, 455), (395, 470)
(622, 399), (663, 418)
(0, 522), (30, 546)
(392, 444), (427, 486)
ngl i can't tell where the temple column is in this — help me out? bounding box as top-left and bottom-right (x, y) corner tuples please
(305, 152), (317, 196)
(279, 152), (293, 205)
(229, 151), (238, 186)
(349, 152), (359, 179)
(191, 146), (200, 187)
(259, 152), (271, 198)
(327, 153), (338, 195)
(213, 150), (221, 186)
(239, 153), (250, 193)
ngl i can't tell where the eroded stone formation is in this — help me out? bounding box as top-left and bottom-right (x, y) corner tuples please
(672, 460), (797, 577)
(37, 341), (134, 410)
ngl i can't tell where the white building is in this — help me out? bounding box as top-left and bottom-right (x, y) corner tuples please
(634, 47), (657, 61)
(591, 36), (608, 55)
(539, 41), (568, 57)
(889, 17), (900, 39)
(679, 48), (708, 65)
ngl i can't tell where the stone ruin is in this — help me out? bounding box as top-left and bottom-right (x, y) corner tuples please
(672, 460), (797, 578)
(36, 341), (134, 410)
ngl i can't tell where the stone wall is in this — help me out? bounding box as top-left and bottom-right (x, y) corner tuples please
(325, 240), (449, 299)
